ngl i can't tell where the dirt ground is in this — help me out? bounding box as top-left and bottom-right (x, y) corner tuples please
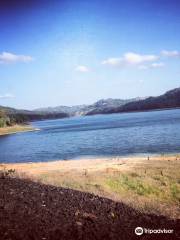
(1, 155), (180, 219)
(0, 176), (179, 240)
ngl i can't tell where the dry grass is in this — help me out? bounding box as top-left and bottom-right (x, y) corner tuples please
(1, 155), (180, 219)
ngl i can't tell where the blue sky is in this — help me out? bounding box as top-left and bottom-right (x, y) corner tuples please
(0, 0), (180, 109)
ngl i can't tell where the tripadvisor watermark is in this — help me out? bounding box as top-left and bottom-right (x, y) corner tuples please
(135, 227), (174, 236)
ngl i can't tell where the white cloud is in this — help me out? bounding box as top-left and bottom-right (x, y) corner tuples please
(75, 65), (90, 72)
(102, 58), (122, 66)
(0, 52), (33, 64)
(102, 52), (159, 68)
(124, 52), (158, 64)
(0, 93), (14, 99)
(139, 62), (165, 70)
(161, 50), (180, 57)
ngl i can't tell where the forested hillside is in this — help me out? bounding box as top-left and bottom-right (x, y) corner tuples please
(0, 106), (68, 128)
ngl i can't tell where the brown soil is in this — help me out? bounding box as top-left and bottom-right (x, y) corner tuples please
(0, 177), (179, 240)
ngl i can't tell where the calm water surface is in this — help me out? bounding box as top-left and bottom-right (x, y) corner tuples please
(0, 109), (180, 163)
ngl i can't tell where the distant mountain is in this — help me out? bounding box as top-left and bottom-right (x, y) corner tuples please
(84, 97), (146, 116)
(1, 87), (180, 127)
(86, 88), (180, 115)
(35, 97), (143, 116)
(35, 105), (88, 116)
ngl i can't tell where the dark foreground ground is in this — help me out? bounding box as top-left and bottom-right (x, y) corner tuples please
(0, 177), (179, 240)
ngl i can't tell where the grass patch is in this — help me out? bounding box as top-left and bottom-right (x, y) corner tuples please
(170, 184), (180, 202)
(106, 174), (159, 196)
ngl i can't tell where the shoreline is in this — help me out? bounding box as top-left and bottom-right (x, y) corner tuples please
(1, 152), (180, 164)
(2, 153), (180, 169)
(0, 124), (40, 136)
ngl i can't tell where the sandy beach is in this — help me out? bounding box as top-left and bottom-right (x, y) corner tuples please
(2, 154), (180, 175)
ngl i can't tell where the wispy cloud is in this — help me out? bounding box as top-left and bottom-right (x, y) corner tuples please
(151, 62), (165, 68)
(0, 52), (33, 64)
(0, 93), (14, 99)
(139, 62), (165, 70)
(161, 50), (180, 58)
(102, 52), (159, 68)
(75, 65), (90, 72)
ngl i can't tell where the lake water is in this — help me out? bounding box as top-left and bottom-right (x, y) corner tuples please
(0, 109), (180, 163)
